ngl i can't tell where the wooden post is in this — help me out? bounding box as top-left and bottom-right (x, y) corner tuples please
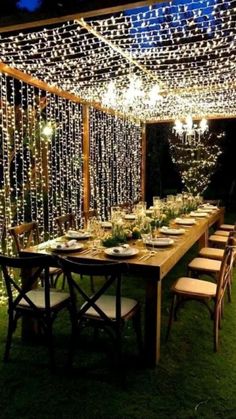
(82, 105), (90, 218)
(141, 122), (147, 201)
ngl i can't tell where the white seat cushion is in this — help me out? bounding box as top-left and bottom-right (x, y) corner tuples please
(209, 234), (228, 244)
(188, 257), (221, 273)
(214, 230), (230, 237)
(173, 277), (217, 297)
(19, 289), (70, 309)
(81, 295), (138, 319)
(220, 224), (234, 231)
(198, 247), (224, 260)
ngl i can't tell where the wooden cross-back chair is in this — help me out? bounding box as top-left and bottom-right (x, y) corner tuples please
(166, 237), (235, 351)
(188, 232), (236, 302)
(0, 254), (71, 369)
(208, 223), (236, 249)
(54, 213), (76, 236)
(9, 222), (62, 288)
(9, 221), (40, 254)
(59, 258), (142, 369)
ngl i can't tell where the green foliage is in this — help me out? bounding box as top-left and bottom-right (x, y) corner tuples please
(169, 131), (223, 195)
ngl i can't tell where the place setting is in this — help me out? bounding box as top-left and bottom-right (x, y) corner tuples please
(159, 226), (185, 236)
(174, 217), (197, 226)
(65, 229), (92, 240)
(49, 239), (85, 253)
(104, 244), (139, 258)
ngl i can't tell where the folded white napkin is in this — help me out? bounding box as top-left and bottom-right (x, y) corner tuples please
(112, 244), (130, 254)
(56, 239), (77, 249)
(175, 218), (196, 223)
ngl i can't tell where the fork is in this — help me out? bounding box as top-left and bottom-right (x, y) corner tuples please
(139, 251), (156, 261)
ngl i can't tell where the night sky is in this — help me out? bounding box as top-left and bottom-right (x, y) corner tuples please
(17, 0), (41, 11)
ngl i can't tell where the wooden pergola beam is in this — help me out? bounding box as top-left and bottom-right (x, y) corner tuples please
(0, 62), (140, 122)
(145, 114), (236, 124)
(0, 1), (164, 34)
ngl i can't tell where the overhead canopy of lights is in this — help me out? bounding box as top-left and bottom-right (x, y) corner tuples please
(0, 0), (235, 121)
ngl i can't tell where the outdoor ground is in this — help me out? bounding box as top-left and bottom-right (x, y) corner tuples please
(0, 214), (235, 419)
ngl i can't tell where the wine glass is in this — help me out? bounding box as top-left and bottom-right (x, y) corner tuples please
(140, 221), (152, 251)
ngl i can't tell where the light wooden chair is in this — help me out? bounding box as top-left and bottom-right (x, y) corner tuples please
(59, 258), (142, 369)
(9, 222), (62, 288)
(1, 254), (71, 369)
(188, 233), (235, 302)
(208, 225), (236, 248)
(166, 239), (234, 351)
(198, 247), (224, 261)
(213, 230), (230, 237)
(219, 224), (235, 231)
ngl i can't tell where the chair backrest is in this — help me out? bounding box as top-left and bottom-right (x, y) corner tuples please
(9, 222), (40, 254)
(59, 258), (128, 324)
(0, 254), (52, 313)
(216, 235), (235, 306)
(54, 213), (76, 235)
(82, 209), (98, 224)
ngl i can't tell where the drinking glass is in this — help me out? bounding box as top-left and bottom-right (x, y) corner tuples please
(153, 196), (161, 207)
(140, 221), (152, 250)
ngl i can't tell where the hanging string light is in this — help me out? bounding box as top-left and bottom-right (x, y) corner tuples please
(89, 108), (142, 219)
(0, 0), (234, 120)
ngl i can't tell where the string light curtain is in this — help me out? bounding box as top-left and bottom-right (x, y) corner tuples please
(0, 73), (84, 254)
(0, 0), (235, 120)
(89, 109), (142, 219)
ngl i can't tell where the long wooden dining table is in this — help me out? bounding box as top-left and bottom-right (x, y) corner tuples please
(22, 207), (224, 366)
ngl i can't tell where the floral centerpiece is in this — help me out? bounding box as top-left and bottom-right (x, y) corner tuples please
(102, 217), (141, 248)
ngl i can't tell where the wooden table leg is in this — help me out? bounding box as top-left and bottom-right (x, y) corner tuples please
(144, 276), (162, 367)
(218, 208), (225, 227)
(198, 229), (208, 249)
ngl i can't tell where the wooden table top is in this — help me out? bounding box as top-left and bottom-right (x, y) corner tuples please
(23, 208), (224, 281)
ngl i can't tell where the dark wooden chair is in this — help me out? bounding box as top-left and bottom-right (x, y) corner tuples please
(54, 213), (76, 236)
(59, 258), (142, 369)
(0, 254), (71, 368)
(166, 237), (235, 351)
(9, 221), (62, 288)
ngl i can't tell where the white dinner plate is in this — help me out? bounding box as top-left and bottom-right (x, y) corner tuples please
(190, 211), (208, 217)
(146, 238), (174, 247)
(159, 227), (185, 235)
(197, 208), (214, 213)
(50, 242), (84, 252)
(200, 204), (218, 210)
(101, 221), (112, 228)
(124, 214), (136, 220)
(104, 246), (139, 258)
(65, 230), (92, 240)
(175, 218), (196, 225)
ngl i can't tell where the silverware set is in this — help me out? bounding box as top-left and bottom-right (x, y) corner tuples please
(138, 251), (156, 261)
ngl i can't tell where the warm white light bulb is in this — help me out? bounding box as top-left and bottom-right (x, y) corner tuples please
(42, 123), (53, 137)
(199, 118), (208, 132)
(186, 115), (193, 131)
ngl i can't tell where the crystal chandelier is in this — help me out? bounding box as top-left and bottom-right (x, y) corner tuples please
(102, 76), (162, 112)
(173, 116), (208, 145)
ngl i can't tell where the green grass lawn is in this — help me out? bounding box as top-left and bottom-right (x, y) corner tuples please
(0, 216), (236, 419)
